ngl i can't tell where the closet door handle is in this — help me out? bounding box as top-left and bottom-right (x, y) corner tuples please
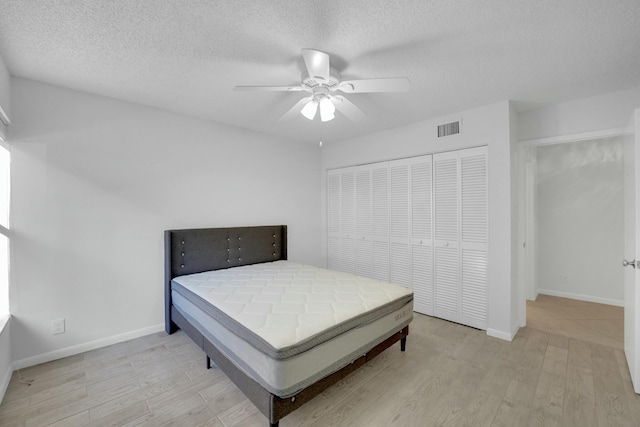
(623, 259), (637, 268)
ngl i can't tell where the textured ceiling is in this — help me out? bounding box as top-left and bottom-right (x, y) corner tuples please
(0, 0), (639, 143)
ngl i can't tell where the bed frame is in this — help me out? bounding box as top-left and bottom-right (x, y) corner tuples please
(165, 225), (409, 426)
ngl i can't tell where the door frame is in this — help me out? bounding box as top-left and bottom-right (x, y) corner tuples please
(517, 126), (628, 327)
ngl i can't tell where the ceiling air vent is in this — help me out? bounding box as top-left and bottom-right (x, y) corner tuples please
(437, 120), (461, 138)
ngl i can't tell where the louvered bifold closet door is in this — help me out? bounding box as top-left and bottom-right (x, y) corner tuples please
(433, 151), (460, 322)
(433, 147), (488, 329)
(326, 168), (358, 274)
(371, 163), (390, 282)
(355, 165), (373, 277)
(389, 159), (411, 288)
(340, 169), (356, 273)
(410, 155), (434, 315)
(459, 147), (488, 329)
(327, 171), (341, 271)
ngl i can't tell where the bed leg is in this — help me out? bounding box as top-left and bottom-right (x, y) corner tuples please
(270, 422), (279, 427)
(166, 320), (179, 335)
(206, 355), (211, 369)
(401, 336), (407, 352)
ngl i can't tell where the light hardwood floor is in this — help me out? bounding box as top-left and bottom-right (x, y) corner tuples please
(1, 312), (639, 426)
(527, 294), (624, 350)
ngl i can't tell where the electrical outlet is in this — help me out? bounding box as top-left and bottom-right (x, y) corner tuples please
(52, 318), (65, 335)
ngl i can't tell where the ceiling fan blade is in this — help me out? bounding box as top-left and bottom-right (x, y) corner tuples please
(302, 49), (330, 81)
(279, 96), (313, 121)
(337, 77), (410, 93)
(234, 85), (303, 92)
(332, 95), (367, 122)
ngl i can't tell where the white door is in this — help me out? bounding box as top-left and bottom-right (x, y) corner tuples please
(624, 109), (640, 394)
(371, 164), (390, 282)
(433, 147), (488, 329)
(327, 171), (341, 271)
(328, 164), (390, 279)
(389, 159), (411, 288)
(340, 169), (356, 273)
(355, 166), (373, 277)
(411, 155), (434, 315)
(459, 148), (488, 328)
(433, 151), (460, 320)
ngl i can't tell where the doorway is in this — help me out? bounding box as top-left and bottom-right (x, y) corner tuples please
(521, 132), (626, 348)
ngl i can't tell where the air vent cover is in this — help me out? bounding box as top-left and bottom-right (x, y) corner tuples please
(437, 120), (461, 138)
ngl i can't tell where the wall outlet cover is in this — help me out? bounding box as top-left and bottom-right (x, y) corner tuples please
(52, 318), (65, 335)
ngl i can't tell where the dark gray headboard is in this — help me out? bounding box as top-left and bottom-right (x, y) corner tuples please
(164, 225), (287, 333)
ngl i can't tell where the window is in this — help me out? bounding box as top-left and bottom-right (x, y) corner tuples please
(0, 142), (9, 316)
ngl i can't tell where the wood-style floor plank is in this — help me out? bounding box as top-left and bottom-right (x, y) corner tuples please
(1, 313), (639, 427)
(528, 371), (565, 427)
(562, 364), (597, 427)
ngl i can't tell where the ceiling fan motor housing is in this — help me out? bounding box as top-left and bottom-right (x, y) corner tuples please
(301, 67), (341, 90)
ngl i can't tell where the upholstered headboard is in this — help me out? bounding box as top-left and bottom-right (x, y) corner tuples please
(164, 225), (287, 333)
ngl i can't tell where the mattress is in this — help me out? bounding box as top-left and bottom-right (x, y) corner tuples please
(171, 260), (413, 396)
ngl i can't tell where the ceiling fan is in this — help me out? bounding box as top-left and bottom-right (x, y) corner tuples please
(234, 49), (410, 122)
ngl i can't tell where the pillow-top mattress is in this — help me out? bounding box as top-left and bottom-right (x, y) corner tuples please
(171, 260), (413, 395)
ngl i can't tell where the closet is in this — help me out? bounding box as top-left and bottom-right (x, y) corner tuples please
(327, 146), (487, 329)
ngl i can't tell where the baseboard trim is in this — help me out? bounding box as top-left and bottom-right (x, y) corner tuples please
(0, 315), (11, 405)
(487, 326), (518, 342)
(537, 289), (623, 307)
(0, 362), (11, 405)
(12, 323), (165, 371)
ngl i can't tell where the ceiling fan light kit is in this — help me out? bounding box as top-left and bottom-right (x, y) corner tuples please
(300, 99), (318, 120)
(234, 49), (410, 123)
(319, 96), (335, 122)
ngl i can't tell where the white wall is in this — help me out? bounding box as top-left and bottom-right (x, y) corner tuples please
(510, 102), (525, 327)
(321, 101), (517, 340)
(0, 53), (9, 140)
(519, 86), (640, 141)
(9, 77), (322, 366)
(535, 137), (624, 305)
(0, 53), (11, 403)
